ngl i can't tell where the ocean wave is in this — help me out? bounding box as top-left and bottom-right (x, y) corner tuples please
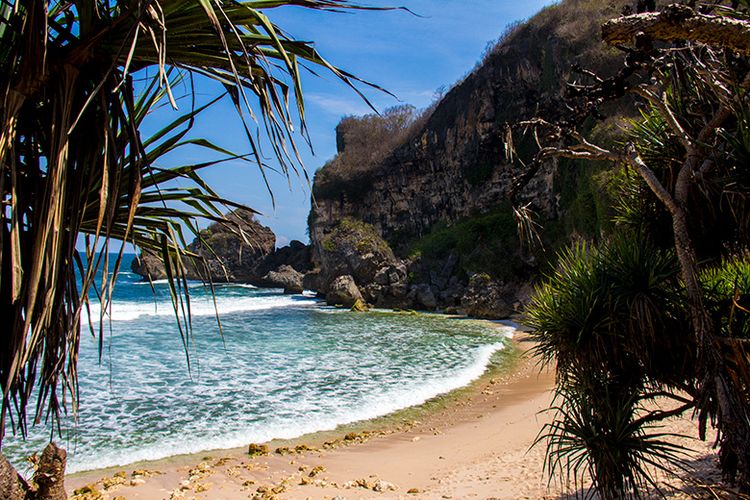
(64, 339), (508, 473)
(82, 293), (316, 324)
(130, 278), (258, 288)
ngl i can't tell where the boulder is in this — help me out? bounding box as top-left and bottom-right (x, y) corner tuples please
(350, 299), (370, 312)
(326, 275), (364, 308)
(412, 284), (438, 310)
(262, 265), (304, 294)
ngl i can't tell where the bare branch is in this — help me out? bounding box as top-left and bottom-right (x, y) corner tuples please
(623, 144), (681, 216)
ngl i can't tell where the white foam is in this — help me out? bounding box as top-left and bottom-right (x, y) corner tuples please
(65, 338), (509, 473)
(131, 279), (215, 288)
(82, 294), (314, 325)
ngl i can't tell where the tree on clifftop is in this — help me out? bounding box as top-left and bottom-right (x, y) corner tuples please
(520, 1), (750, 496)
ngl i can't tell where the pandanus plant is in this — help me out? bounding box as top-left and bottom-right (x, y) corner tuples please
(0, 0), (386, 444)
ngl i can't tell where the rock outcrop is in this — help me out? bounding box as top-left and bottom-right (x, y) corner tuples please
(312, 218), (417, 308)
(130, 251), (168, 281)
(252, 239), (312, 278)
(132, 211), (314, 287)
(132, 208), (275, 283)
(460, 274), (515, 319)
(187, 209), (276, 282)
(262, 265), (304, 294)
(326, 275), (364, 308)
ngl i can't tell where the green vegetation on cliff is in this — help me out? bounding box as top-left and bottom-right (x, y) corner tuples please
(405, 203), (523, 281)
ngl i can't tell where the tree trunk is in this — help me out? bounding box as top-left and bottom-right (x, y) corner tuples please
(30, 443), (67, 500)
(628, 148), (750, 489)
(602, 5), (750, 54)
(0, 451), (26, 500)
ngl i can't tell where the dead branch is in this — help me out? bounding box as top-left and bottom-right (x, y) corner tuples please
(603, 4), (750, 54)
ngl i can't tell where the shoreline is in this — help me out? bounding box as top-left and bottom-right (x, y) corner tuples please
(60, 314), (516, 475)
(66, 326), (722, 499)
(66, 325), (553, 498)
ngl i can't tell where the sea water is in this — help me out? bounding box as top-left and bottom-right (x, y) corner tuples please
(3, 255), (512, 474)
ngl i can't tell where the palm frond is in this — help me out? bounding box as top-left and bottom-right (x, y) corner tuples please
(0, 0), (390, 443)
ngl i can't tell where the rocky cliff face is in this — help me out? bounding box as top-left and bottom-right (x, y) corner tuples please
(309, 0), (631, 316)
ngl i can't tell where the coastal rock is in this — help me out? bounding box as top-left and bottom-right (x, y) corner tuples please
(303, 268), (322, 292)
(131, 208), (276, 283)
(261, 265), (304, 294)
(460, 274), (514, 319)
(251, 240), (312, 278)
(307, 0), (627, 316)
(326, 275), (364, 308)
(247, 443), (269, 456)
(350, 298), (370, 312)
(412, 283), (438, 310)
(314, 218), (400, 291)
(312, 217), (419, 308)
(130, 251), (168, 281)
(182, 209), (276, 282)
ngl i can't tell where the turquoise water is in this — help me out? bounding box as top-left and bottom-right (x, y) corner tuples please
(3, 255), (512, 474)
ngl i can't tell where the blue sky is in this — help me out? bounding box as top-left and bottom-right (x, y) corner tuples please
(148, 0), (556, 247)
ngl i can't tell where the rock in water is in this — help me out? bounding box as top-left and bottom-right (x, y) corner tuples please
(261, 265), (304, 294)
(131, 208), (275, 283)
(182, 209), (276, 282)
(130, 251), (168, 280)
(326, 275), (364, 308)
(350, 298), (370, 312)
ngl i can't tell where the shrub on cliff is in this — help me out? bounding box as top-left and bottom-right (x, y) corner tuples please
(314, 104), (432, 199)
(406, 203), (525, 281)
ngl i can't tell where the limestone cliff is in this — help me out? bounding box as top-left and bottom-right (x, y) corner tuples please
(309, 0), (634, 315)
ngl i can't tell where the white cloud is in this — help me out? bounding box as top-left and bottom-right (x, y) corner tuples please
(307, 93), (373, 117)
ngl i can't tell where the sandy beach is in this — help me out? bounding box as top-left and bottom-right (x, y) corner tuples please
(66, 332), (723, 500)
